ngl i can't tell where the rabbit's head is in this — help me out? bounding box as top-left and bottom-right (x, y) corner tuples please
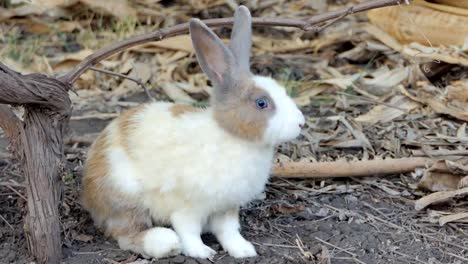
(190, 6), (305, 146)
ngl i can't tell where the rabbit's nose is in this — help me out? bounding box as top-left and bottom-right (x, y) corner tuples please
(299, 123), (305, 129)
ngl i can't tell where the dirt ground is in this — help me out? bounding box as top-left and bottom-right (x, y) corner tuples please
(1, 161), (467, 264)
(1, 0), (468, 263)
(1, 89), (468, 264)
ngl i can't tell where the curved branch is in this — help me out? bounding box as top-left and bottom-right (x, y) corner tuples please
(61, 0), (407, 84)
(0, 62), (71, 112)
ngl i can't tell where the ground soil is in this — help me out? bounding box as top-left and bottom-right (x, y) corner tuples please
(1, 97), (467, 264)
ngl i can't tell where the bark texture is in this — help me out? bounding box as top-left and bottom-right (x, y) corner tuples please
(0, 62), (70, 264)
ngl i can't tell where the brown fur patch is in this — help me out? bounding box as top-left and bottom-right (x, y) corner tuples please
(214, 82), (276, 141)
(118, 105), (147, 153)
(170, 104), (203, 117)
(81, 131), (112, 221)
(104, 208), (151, 238)
(82, 110), (151, 245)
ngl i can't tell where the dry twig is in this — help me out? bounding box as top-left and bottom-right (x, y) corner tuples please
(415, 188), (468, 211)
(89, 67), (155, 102)
(314, 237), (366, 264)
(272, 157), (433, 178)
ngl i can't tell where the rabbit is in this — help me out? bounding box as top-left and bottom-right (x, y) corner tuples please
(81, 5), (305, 260)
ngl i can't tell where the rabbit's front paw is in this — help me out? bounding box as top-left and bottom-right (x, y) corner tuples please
(225, 238), (257, 258)
(182, 241), (216, 259)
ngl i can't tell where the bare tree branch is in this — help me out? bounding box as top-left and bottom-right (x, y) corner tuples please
(0, 62), (71, 112)
(0, 63), (70, 264)
(61, 0), (407, 84)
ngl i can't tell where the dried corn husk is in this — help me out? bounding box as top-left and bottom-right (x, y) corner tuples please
(367, 0), (468, 46)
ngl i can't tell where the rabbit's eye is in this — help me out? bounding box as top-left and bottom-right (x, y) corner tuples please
(255, 98), (269, 109)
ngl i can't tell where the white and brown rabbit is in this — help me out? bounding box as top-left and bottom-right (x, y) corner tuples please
(82, 5), (305, 260)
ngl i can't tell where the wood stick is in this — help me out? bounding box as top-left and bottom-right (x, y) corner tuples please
(439, 212), (468, 226)
(415, 188), (468, 211)
(272, 157), (434, 178)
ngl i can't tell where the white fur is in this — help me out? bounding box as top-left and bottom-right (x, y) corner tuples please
(172, 210), (216, 259)
(123, 103), (273, 216)
(107, 147), (142, 194)
(143, 227), (181, 258)
(103, 121), (143, 194)
(104, 102), (273, 258)
(209, 209), (257, 258)
(253, 76), (305, 145)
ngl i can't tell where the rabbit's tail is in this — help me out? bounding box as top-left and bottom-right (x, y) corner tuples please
(116, 226), (182, 259)
(82, 186), (181, 259)
(101, 207), (181, 259)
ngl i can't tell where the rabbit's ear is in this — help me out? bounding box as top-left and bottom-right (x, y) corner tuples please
(229, 5), (252, 72)
(190, 18), (236, 87)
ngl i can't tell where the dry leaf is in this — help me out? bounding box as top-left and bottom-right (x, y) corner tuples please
(361, 67), (409, 95)
(319, 74), (361, 89)
(445, 160), (468, 175)
(447, 80), (468, 103)
(11, 18), (82, 33)
(415, 187), (468, 211)
(435, 0), (468, 9)
(113, 62), (152, 97)
(355, 95), (419, 124)
(160, 83), (196, 103)
(119, 58), (136, 74)
(364, 24), (468, 67)
(318, 246), (331, 264)
(418, 160), (467, 192)
(439, 212), (468, 226)
(459, 176), (468, 188)
(30, 0), (78, 7)
(74, 233), (93, 243)
(253, 31), (348, 53)
(51, 49), (94, 71)
(368, 0), (468, 46)
(331, 116), (373, 151)
(293, 85), (327, 107)
(0, 1), (71, 21)
(79, 0), (136, 17)
(271, 203), (305, 214)
(175, 81), (207, 95)
(415, 0), (468, 15)
(399, 82), (468, 122)
(338, 42), (375, 62)
(418, 171), (463, 192)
